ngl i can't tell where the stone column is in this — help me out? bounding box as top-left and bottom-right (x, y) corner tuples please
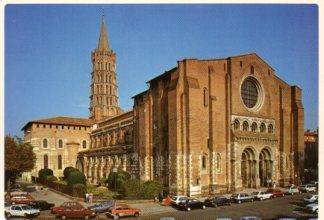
(122, 154), (127, 171)
(88, 157), (93, 181)
(83, 157), (89, 179)
(93, 158), (98, 184)
(99, 156), (104, 180)
(255, 159), (260, 188)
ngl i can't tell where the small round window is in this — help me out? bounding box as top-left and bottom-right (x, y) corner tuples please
(240, 76), (263, 111)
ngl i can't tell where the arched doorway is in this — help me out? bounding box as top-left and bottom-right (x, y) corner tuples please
(241, 148), (256, 188)
(76, 159), (84, 173)
(259, 148), (272, 187)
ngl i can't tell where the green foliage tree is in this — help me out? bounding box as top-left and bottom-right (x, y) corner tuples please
(38, 168), (54, 179)
(67, 171), (86, 186)
(122, 178), (141, 199)
(5, 136), (36, 191)
(63, 166), (79, 180)
(140, 180), (163, 199)
(107, 169), (131, 192)
(45, 175), (58, 182)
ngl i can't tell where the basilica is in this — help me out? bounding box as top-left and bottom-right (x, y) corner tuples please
(22, 16), (304, 196)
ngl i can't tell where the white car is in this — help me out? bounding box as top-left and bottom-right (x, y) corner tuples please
(300, 184), (317, 193)
(171, 195), (188, 205)
(284, 185), (301, 195)
(5, 204), (40, 218)
(251, 191), (272, 200)
(306, 203), (318, 213)
(304, 195), (318, 203)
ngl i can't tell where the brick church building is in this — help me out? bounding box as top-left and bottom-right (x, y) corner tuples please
(23, 15), (304, 196)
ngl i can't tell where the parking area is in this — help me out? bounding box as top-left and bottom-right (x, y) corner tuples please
(5, 181), (318, 220)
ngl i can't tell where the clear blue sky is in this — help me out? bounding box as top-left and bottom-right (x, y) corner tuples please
(5, 4), (318, 137)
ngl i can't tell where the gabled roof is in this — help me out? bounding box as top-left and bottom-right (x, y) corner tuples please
(22, 116), (94, 130)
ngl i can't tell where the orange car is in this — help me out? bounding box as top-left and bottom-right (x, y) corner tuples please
(105, 204), (140, 219)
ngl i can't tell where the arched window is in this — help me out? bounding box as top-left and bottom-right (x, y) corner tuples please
(260, 123), (266, 133)
(58, 139), (63, 148)
(58, 155), (62, 170)
(82, 140), (87, 149)
(109, 75), (112, 83)
(216, 153), (221, 171)
(234, 119), (240, 130)
(43, 139), (48, 148)
(109, 86), (112, 94)
(202, 155), (206, 169)
(268, 124), (274, 133)
(243, 121), (249, 131)
(203, 88), (208, 107)
(251, 122), (257, 132)
(44, 154), (48, 169)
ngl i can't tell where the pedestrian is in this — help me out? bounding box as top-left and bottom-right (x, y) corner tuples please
(85, 192), (89, 203)
(158, 192), (163, 203)
(89, 193), (93, 204)
(273, 181), (276, 189)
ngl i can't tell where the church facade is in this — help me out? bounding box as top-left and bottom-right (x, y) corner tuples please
(23, 16), (304, 196)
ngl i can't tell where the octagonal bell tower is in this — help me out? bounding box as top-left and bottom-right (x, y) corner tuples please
(89, 14), (120, 121)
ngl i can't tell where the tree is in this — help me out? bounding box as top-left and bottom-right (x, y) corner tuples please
(38, 168), (54, 179)
(67, 171), (87, 186)
(63, 166), (79, 180)
(5, 136), (36, 191)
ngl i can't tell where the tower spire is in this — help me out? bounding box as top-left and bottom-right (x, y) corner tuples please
(97, 11), (110, 51)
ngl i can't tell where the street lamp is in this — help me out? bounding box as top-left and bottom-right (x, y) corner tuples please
(112, 167), (118, 192)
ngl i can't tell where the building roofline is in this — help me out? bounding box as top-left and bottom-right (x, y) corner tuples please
(146, 67), (177, 84)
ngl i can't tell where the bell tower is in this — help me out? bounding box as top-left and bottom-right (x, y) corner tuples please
(89, 14), (120, 121)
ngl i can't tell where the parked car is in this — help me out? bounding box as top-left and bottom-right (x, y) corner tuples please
(170, 195), (188, 206)
(51, 201), (84, 214)
(204, 196), (231, 207)
(284, 185), (301, 195)
(240, 217), (261, 220)
(304, 195), (318, 203)
(178, 198), (206, 211)
(10, 195), (34, 204)
(266, 189), (285, 198)
(230, 193), (254, 203)
(5, 204), (40, 218)
(251, 191), (272, 201)
(105, 204), (140, 219)
(29, 200), (55, 211)
(306, 203), (318, 214)
(52, 202), (96, 219)
(89, 200), (115, 213)
(300, 184), (317, 193)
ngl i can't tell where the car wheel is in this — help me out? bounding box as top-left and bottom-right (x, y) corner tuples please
(84, 215), (89, 220)
(251, 199), (254, 202)
(134, 212), (139, 217)
(6, 212), (11, 218)
(238, 200), (241, 204)
(187, 207), (191, 211)
(202, 205), (206, 209)
(260, 197), (263, 201)
(61, 215), (66, 220)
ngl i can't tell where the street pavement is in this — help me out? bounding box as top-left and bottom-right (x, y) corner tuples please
(10, 181), (318, 220)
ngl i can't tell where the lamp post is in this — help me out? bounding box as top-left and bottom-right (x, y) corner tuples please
(112, 167), (118, 192)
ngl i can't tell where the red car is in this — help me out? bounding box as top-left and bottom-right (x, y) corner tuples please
(51, 201), (96, 219)
(10, 195), (34, 205)
(266, 189), (285, 198)
(105, 204), (140, 219)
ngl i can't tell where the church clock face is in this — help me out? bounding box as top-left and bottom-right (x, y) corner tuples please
(240, 76), (264, 111)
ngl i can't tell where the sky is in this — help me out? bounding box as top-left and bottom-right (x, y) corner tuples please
(4, 4), (318, 137)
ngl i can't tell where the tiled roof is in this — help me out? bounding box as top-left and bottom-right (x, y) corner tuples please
(22, 116), (94, 130)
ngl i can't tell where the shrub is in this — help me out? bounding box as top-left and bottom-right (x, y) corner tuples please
(63, 166), (79, 180)
(38, 168), (54, 179)
(140, 180), (163, 199)
(72, 184), (86, 198)
(45, 175), (58, 182)
(122, 178), (141, 199)
(107, 170), (131, 192)
(98, 178), (109, 187)
(67, 171), (86, 186)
